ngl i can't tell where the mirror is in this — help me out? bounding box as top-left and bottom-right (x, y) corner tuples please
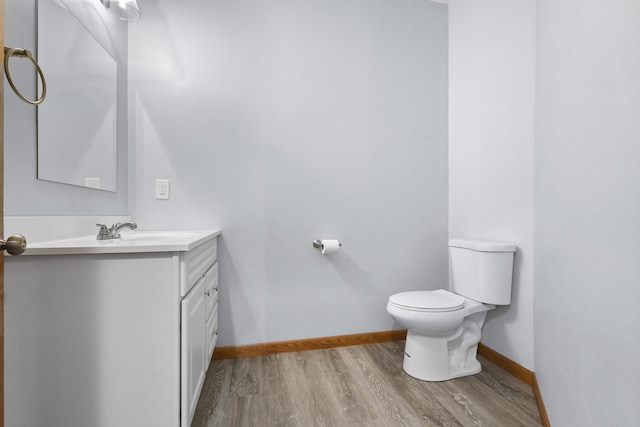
(37, 0), (117, 192)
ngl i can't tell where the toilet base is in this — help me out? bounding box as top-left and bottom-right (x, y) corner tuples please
(402, 311), (487, 382)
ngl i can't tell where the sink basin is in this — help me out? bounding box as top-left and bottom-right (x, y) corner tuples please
(117, 230), (203, 243)
(23, 229), (220, 255)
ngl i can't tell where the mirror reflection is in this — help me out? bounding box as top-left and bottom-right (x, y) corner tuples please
(37, 0), (117, 192)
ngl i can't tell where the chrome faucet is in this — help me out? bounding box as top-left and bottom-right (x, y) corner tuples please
(96, 222), (138, 240)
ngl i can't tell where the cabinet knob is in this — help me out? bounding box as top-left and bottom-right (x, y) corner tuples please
(204, 290), (210, 297)
(1, 234), (27, 255)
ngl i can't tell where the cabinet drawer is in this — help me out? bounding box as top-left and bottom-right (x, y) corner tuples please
(180, 238), (217, 296)
(206, 303), (219, 369)
(204, 262), (219, 317)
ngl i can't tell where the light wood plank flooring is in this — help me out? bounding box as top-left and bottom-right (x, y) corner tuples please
(192, 341), (542, 427)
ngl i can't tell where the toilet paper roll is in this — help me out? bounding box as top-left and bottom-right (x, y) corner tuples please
(320, 239), (340, 255)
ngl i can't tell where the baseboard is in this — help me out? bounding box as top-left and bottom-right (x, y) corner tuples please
(532, 373), (551, 427)
(477, 343), (551, 427)
(477, 343), (534, 385)
(212, 329), (408, 360)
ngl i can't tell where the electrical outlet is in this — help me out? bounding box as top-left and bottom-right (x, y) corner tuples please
(155, 179), (170, 200)
(84, 178), (101, 189)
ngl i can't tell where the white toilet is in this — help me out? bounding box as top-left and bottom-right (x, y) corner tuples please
(387, 238), (516, 382)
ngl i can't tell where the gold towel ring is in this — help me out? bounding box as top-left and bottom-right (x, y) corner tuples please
(4, 46), (47, 105)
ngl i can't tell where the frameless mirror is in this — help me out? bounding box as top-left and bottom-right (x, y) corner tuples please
(37, 0), (117, 192)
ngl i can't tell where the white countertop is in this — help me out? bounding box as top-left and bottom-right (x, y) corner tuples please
(16, 229), (221, 256)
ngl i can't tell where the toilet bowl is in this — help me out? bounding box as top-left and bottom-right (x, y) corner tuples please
(387, 238), (516, 382)
(387, 290), (494, 381)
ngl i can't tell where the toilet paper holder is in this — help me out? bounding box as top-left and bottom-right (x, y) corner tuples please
(312, 239), (342, 249)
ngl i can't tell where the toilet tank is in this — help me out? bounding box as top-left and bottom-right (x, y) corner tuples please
(449, 239), (516, 305)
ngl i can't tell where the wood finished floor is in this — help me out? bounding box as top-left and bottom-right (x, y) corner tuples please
(192, 341), (542, 427)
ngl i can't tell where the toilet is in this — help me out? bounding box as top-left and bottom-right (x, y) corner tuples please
(387, 238), (516, 382)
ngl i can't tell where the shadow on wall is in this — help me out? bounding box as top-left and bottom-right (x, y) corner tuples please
(326, 252), (376, 297)
(216, 235), (260, 346)
(483, 246), (525, 355)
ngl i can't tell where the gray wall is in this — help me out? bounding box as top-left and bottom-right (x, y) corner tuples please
(448, 0), (536, 369)
(535, 0), (640, 424)
(128, 0), (449, 346)
(449, 1), (640, 423)
(4, 0), (128, 215)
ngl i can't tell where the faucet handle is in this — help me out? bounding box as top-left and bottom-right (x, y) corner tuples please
(108, 222), (137, 239)
(96, 224), (110, 240)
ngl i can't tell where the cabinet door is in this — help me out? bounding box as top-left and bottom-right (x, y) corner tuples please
(181, 277), (207, 427)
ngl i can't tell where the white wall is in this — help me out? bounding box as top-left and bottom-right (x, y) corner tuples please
(129, 0), (449, 346)
(448, 0), (536, 369)
(4, 0), (128, 215)
(535, 0), (640, 425)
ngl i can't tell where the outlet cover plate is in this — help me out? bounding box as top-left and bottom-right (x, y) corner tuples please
(155, 179), (170, 200)
(84, 178), (101, 189)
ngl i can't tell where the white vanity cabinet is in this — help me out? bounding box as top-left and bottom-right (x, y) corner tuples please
(180, 261), (219, 426)
(205, 262), (220, 368)
(180, 239), (219, 426)
(4, 231), (220, 427)
(182, 277), (208, 427)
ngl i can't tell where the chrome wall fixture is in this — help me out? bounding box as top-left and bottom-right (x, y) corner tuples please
(100, 0), (140, 21)
(3, 46), (47, 105)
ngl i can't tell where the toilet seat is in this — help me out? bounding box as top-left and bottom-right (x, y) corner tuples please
(389, 289), (465, 312)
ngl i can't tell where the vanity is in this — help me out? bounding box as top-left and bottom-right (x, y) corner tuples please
(4, 226), (221, 427)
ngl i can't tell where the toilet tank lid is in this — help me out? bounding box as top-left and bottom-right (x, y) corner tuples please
(449, 239), (516, 252)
